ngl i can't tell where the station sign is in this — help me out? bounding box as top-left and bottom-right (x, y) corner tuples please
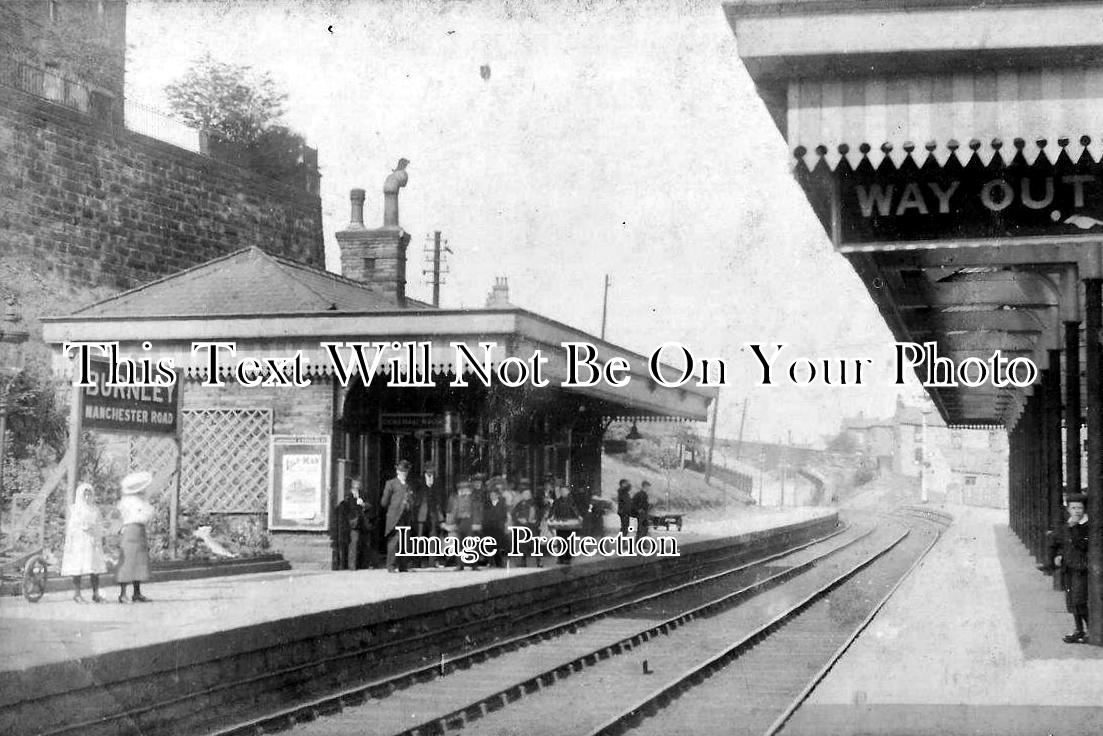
(834, 163), (1103, 250)
(81, 359), (181, 435)
(379, 412), (439, 434)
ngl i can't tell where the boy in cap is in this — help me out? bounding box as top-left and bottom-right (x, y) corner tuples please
(1054, 493), (1090, 643)
(381, 459), (414, 572)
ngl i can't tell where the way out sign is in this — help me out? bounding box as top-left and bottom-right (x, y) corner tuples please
(81, 359), (181, 435)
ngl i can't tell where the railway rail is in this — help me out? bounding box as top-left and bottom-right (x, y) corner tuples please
(210, 521), (867, 736)
(259, 508), (943, 736)
(32, 517), (839, 736)
(583, 514), (944, 736)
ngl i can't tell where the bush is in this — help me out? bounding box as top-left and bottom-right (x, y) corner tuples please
(150, 501), (271, 561)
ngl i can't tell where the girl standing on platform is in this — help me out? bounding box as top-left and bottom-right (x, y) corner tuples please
(116, 471), (154, 603)
(61, 482), (108, 603)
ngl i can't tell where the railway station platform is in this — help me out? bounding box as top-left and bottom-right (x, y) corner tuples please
(786, 505), (1103, 736)
(0, 506), (834, 736)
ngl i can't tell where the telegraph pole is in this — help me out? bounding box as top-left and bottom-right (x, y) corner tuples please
(431, 232), (442, 307)
(600, 274), (610, 340)
(423, 231), (450, 307)
(705, 393), (719, 484)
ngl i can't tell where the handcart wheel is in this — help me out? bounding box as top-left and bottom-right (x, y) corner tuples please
(22, 555), (48, 603)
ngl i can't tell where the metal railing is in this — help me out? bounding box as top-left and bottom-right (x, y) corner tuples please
(124, 97), (203, 153)
(2, 44), (92, 113)
(1, 44), (320, 192)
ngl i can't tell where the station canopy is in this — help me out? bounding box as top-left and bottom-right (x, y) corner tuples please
(40, 247), (715, 422)
(725, 0), (1103, 428)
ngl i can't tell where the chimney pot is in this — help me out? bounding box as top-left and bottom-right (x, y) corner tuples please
(348, 188), (366, 230)
(383, 161), (409, 227)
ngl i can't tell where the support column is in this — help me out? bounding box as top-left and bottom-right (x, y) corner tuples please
(1027, 393), (1041, 560)
(1046, 351), (1064, 588)
(1086, 279), (1103, 645)
(1067, 320), (1083, 497)
(1009, 420), (1021, 541)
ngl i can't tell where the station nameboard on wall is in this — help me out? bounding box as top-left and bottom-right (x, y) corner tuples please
(379, 412), (438, 434)
(833, 160), (1103, 251)
(81, 359), (181, 435)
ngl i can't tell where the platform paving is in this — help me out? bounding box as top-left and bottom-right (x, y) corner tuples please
(0, 506), (830, 676)
(785, 505), (1103, 736)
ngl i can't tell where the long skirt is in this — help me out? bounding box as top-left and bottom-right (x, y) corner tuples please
(117, 523), (151, 583)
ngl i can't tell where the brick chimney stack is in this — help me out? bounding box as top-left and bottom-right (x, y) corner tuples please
(336, 163), (411, 307)
(486, 277), (511, 307)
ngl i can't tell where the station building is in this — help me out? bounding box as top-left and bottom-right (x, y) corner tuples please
(41, 173), (714, 566)
(725, 0), (1103, 642)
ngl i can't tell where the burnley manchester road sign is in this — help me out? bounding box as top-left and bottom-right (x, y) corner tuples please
(81, 359), (182, 435)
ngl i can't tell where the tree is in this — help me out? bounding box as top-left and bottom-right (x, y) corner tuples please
(826, 430), (859, 454)
(165, 54), (288, 144)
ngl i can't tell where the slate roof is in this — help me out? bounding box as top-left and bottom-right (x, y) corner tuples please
(72, 247), (433, 318)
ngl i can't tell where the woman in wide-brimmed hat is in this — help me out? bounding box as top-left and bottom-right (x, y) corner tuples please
(60, 482), (108, 603)
(116, 471), (154, 603)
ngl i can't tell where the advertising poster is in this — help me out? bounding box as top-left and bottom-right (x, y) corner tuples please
(269, 435), (330, 531)
(4, 2), (1097, 736)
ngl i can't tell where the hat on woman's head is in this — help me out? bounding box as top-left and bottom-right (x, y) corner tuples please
(121, 471), (153, 495)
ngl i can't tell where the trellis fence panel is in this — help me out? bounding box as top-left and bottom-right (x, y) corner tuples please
(128, 408), (273, 512)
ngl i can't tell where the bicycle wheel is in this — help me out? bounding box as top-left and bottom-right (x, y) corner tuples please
(22, 555), (48, 603)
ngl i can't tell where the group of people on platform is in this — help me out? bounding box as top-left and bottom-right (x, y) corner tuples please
(60, 470), (156, 604)
(336, 460), (656, 572)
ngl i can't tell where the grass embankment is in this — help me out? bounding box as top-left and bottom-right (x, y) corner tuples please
(600, 454), (753, 513)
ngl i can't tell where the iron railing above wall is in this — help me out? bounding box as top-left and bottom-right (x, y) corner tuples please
(1, 43), (320, 193)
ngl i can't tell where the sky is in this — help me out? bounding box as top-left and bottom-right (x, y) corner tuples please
(125, 0), (919, 444)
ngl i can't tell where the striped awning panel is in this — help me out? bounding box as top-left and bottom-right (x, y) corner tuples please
(789, 68), (1103, 171)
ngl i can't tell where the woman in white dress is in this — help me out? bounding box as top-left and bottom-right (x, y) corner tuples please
(116, 471), (154, 603)
(60, 482), (108, 603)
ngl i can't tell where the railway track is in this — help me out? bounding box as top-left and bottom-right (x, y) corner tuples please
(34, 517), (839, 736)
(274, 508), (940, 736)
(209, 520), (870, 736)
(582, 514), (944, 736)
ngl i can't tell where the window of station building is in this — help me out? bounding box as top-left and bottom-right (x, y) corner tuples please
(914, 448), (923, 463)
(964, 475), (977, 486)
(951, 431), (963, 449)
(913, 425), (922, 440)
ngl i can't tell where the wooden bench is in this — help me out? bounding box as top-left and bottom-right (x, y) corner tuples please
(648, 513), (684, 531)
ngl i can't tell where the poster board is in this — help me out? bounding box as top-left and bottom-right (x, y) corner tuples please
(268, 435), (330, 531)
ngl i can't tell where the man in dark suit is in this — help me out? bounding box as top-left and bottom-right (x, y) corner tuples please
(616, 479), (633, 536)
(336, 478), (368, 570)
(381, 459), (414, 572)
(412, 464), (444, 567)
(632, 480), (652, 539)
